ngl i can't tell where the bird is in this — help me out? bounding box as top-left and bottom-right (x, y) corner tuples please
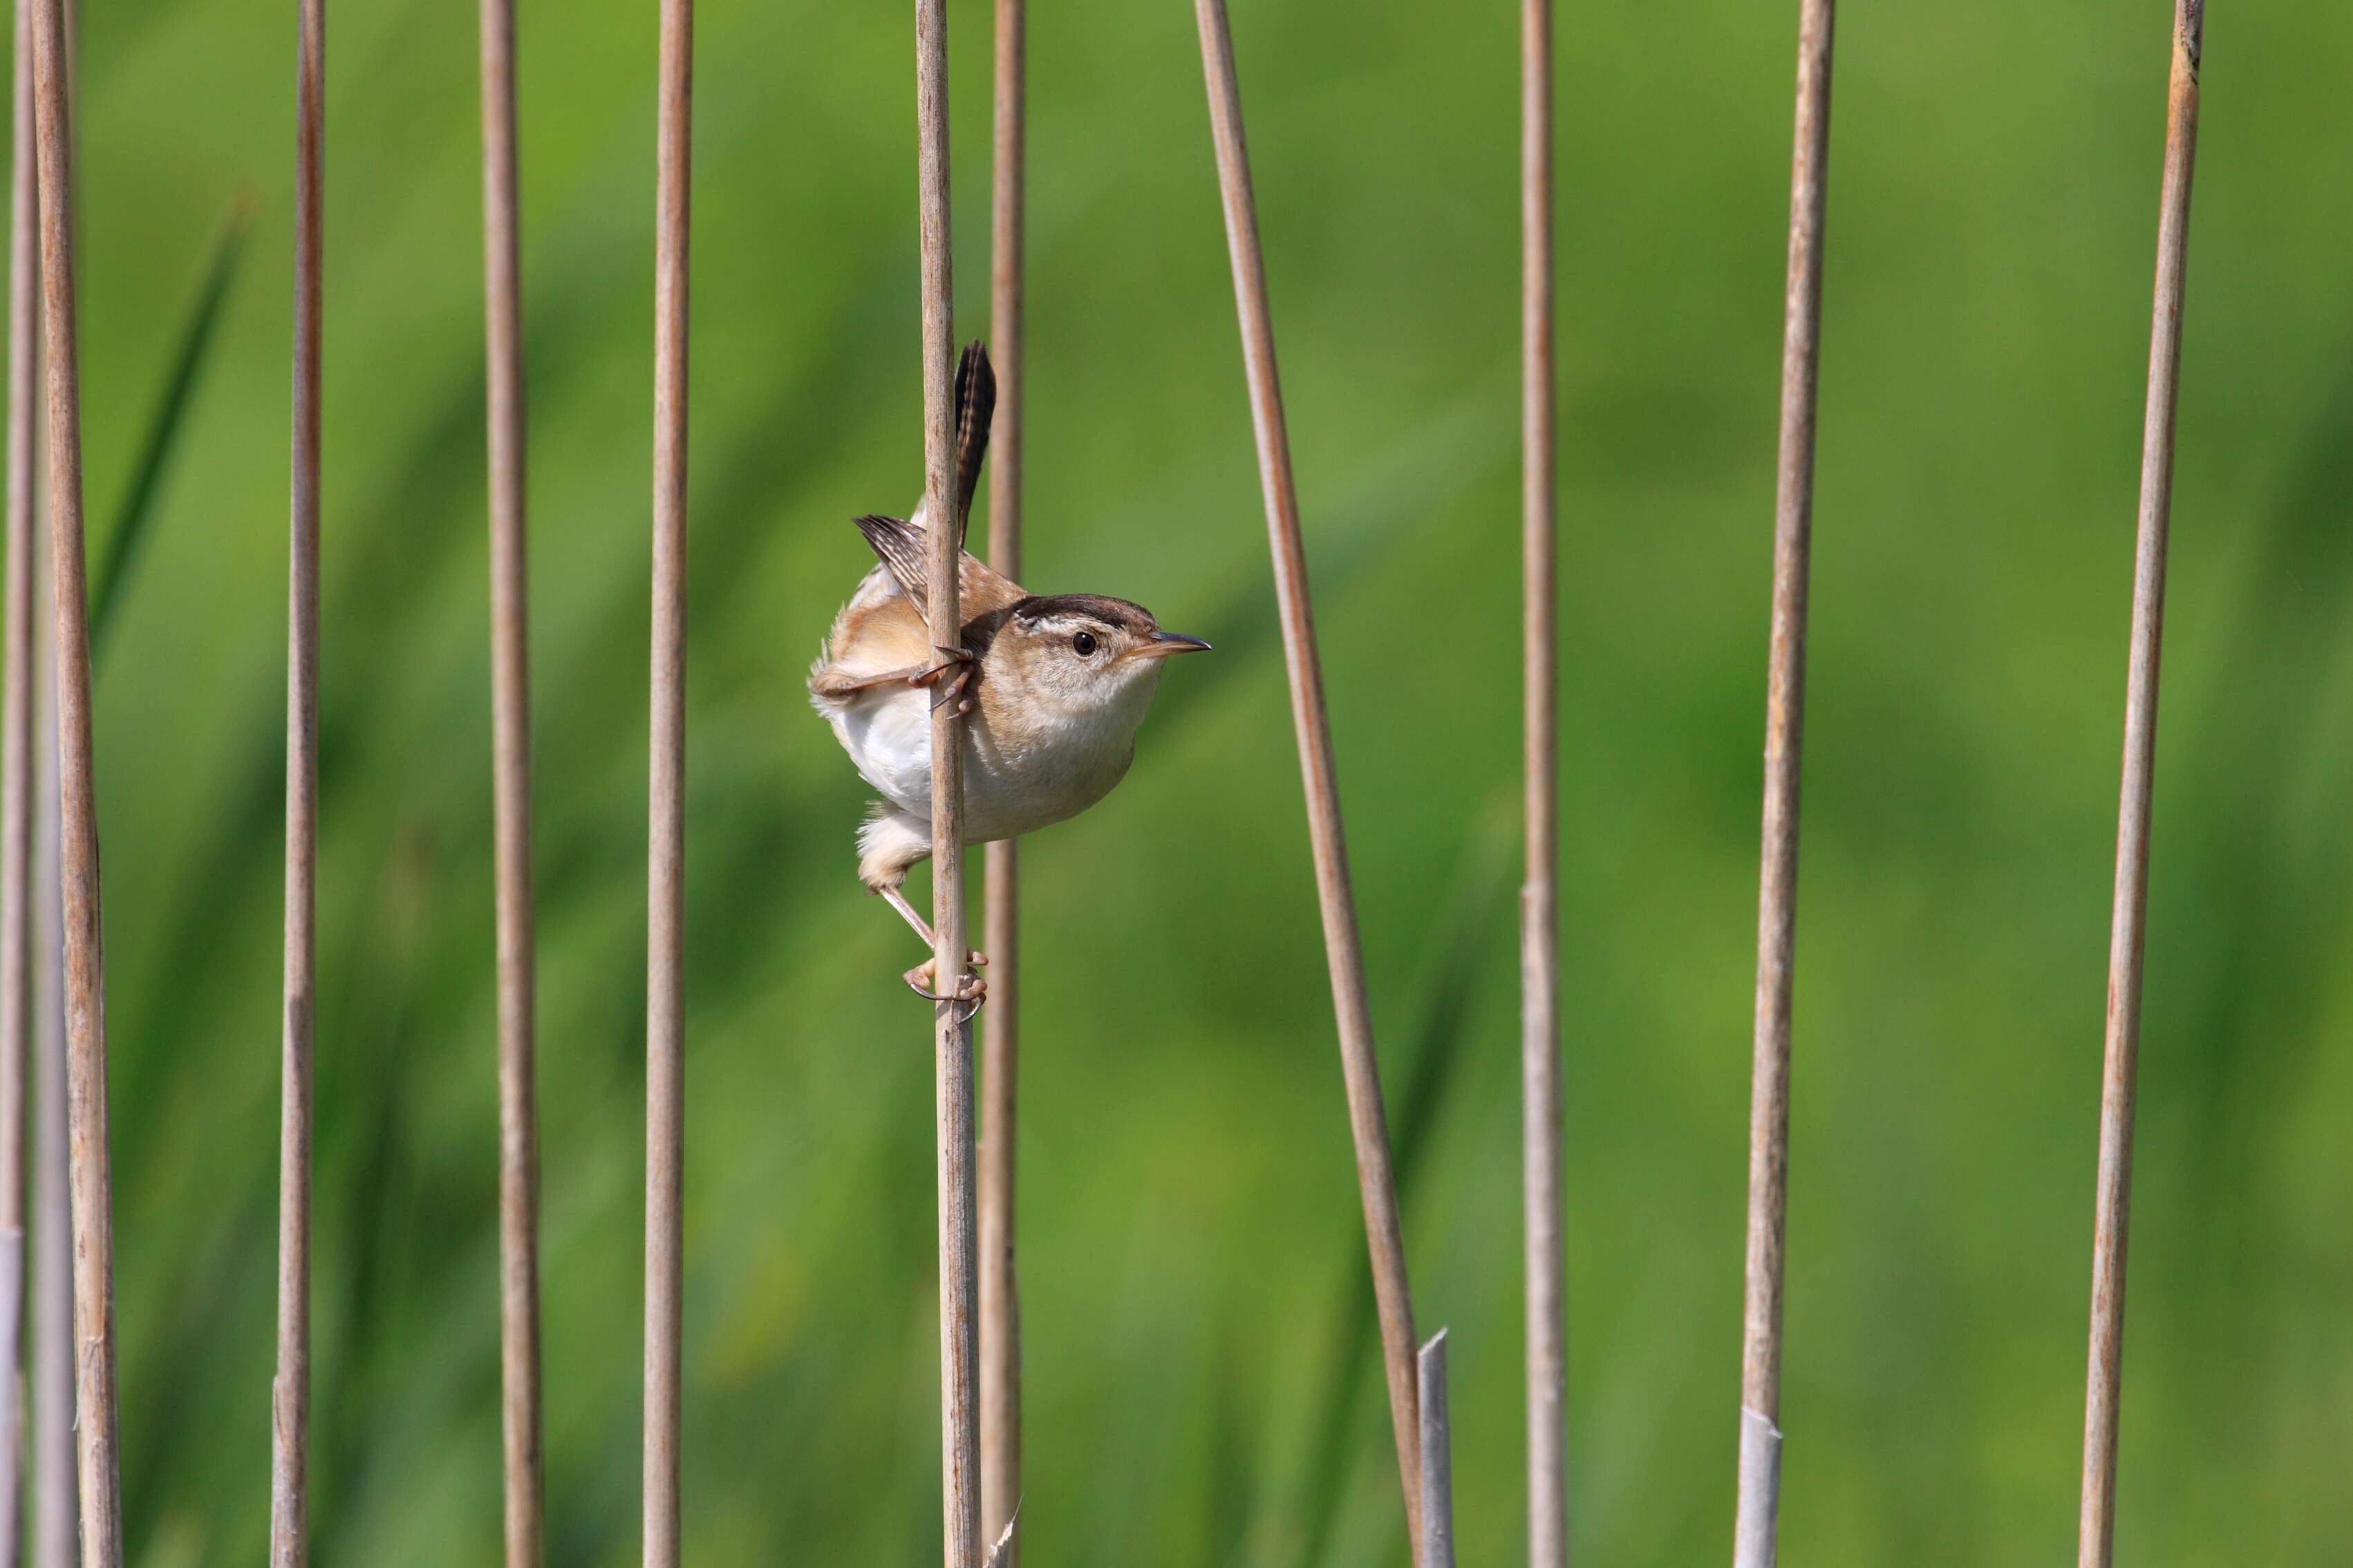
(809, 342), (1210, 1010)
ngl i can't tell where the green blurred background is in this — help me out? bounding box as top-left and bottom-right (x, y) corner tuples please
(31, 0), (2353, 1560)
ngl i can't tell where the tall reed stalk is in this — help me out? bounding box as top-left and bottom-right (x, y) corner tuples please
(1519, 0), (1565, 1562)
(270, 0), (326, 1560)
(28, 593), (62, 1568)
(0, 0), (34, 1552)
(1733, 3), (1835, 1565)
(478, 0), (542, 1556)
(645, 0), (692, 1560)
(27, 0), (119, 1548)
(2077, 6), (2203, 1565)
(26, 387), (66, 1568)
(11, 15), (67, 1555)
(979, 0), (1024, 1556)
(914, 3), (979, 1564)
(1188, 2), (1425, 1558)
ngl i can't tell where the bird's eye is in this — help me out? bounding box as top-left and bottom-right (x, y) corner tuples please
(1072, 631), (1098, 657)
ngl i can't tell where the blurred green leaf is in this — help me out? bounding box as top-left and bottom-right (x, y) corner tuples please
(91, 195), (250, 658)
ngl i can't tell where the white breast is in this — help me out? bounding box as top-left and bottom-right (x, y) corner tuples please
(824, 682), (938, 815)
(821, 676), (1150, 847)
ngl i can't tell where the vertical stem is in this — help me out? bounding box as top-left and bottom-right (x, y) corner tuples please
(915, 2), (978, 1562)
(1416, 1332), (1456, 1568)
(479, 0), (542, 1558)
(2077, 8), (2201, 1566)
(1732, 3), (1834, 1565)
(27, 370), (66, 1568)
(26, 0), (118, 1548)
(645, 0), (692, 1560)
(1188, 3), (1424, 1558)
(270, 0), (325, 1560)
(977, 0), (1023, 1556)
(0, 0), (33, 1556)
(1519, 0), (1565, 1562)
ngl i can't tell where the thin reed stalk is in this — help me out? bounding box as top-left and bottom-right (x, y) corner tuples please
(27, 562), (63, 1568)
(0, 0), (43, 1515)
(28, 404), (66, 1568)
(915, 3), (979, 1564)
(27, 0), (120, 1547)
(1416, 1332), (1456, 1568)
(1733, 3), (1835, 1564)
(1519, 0), (1565, 1562)
(645, 0), (692, 1560)
(978, 0), (1024, 1556)
(21, 39), (63, 1548)
(270, 0), (325, 1560)
(478, 0), (542, 1558)
(2077, 6), (2203, 1565)
(1187, 3), (1425, 1558)
(0, 0), (35, 1553)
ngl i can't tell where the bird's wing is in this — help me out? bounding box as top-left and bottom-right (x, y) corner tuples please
(852, 513), (1024, 630)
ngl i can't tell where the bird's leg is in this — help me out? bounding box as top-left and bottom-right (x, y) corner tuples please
(810, 645), (970, 701)
(877, 884), (988, 1019)
(878, 883), (988, 970)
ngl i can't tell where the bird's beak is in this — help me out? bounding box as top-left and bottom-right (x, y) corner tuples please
(1130, 631), (1212, 660)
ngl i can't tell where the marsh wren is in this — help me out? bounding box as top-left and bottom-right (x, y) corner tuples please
(808, 343), (1210, 1007)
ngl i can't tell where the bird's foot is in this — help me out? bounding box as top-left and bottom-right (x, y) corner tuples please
(877, 888), (989, 971)
(903, 960), (987, 1023)
(911, 645), (977, 715)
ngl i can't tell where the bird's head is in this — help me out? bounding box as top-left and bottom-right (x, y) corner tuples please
(978, 593), (1210, 726)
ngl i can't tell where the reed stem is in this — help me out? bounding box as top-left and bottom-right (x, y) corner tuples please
(915, 3), (979, 1562)
(1733, 3), (1835, 1565)
(0, 0), (35, 1547)
(979, 0), (1024, 1556)
(2077, 8), (2202, 1565)
(269, 0), (325, 1559)
(27, 0), (119, 1546)
(1188, 3), (1425, 1557)
(644, 0), (691, 1560)
(26, 366), (67, 1568)
(1519, 0), (1565, 1561)
(478, 0), (543, 1556)
(1417, 1332), (1456, 1568)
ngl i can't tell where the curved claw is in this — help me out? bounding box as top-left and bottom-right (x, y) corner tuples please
(903, 960), (987, 1023)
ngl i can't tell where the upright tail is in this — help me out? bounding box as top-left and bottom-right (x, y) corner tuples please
(952, 340), (996, 540)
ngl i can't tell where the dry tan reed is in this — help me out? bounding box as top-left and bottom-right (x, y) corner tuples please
(269, 0), (325, 1559)
(27, 422), (66, 1568)
(2077, 6), (2204, 1565)
(0, 0), (34, 1552)
(644, 0), (692, 1561)
(979, 0), (1026, 1556)
(1732, 3), (1835, 1565)
(478, 0), (543, 1556)
(1188, 1), (1427, 1558)
(28, 0), (120, 1549)
(915, 3), (981, 1564)
(1519, 0), (1565, 1562)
